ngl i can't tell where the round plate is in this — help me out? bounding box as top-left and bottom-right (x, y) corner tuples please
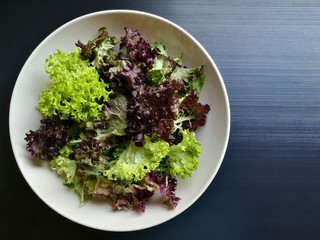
(9, 10), (230, 231)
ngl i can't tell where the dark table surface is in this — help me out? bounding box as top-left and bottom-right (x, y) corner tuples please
(1, 0), (320, 239)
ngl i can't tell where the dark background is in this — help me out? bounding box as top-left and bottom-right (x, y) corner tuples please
(1, 0), (320, 239)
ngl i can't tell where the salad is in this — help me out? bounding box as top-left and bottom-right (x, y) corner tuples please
(24, 27), (210, 212)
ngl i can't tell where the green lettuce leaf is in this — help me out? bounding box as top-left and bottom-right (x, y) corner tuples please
(170, 65), (205, 91)
(76, 27), (119, 69)
(67, 174), (93, 206)
(86, 92), (128, 141)
(148, 56), (172, 83)
(49, 145), (76, 184)
(50, 144), (99, 206)
(153, 42), (168, 56)
(38, 49), (112, 122)
(103, 136), (170, 181)
(167, 129), (202, 179)
(90, 30), (119, 69)
(188, 73), (205, 92)
(152, 41), (182, 64)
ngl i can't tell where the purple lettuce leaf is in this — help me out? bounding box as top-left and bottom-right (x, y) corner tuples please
(102, 27), (158, 94)
(118, 27), (158, 72)
(144, 171), (180, 208)
(130, 184), (155, 212)
(126, 79), (186, 144)
(91, 177), (155, 212)
(179, 90), (211, 131)
(24, 116), (75, 160)
(74, 137), (108, 178)
(104, 60), (147, 93)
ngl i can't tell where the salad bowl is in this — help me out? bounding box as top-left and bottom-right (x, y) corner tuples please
(9, 10), (230, 231)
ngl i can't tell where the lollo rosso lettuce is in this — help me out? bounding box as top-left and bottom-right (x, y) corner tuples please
(118, 27), (157, 72)
(87, 171), (181, 212)
(144, 171), (180, 208)
(106, 60), (146, 93)
(178, 90), (211, 132)
(88, 177), (155, 212)
(126, 79), (187, 145)
(24, 116), (75, 160)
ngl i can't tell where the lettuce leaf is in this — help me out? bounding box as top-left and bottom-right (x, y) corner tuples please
(127, 80), (186, 144)
(152, 41), (168, 56)
(170, 65), (203, 81)
(68, 174), (93, 206)
(24, 116), (75, 160)
(176, 91), (211, 132)
(119, 27), (157, 72)
(170, 65), (205, 91)
(49, 145), (76, 184)
(103, 136), (169, 181)
(50, 143), (100, 206)
(148, 56), (173, 83)
(188, 73), (205, 92)
(86, 92), (128, 141)
(91, 37), (118, 69)
(38, 49), (112, 122)
(89, 177), (156, 212)
(76, 27), (119, 69)
(167, 129), (202, 179)
(105, 60), (146, 93)
(144, 171), (180, 208)
(152, 41), (182, 65)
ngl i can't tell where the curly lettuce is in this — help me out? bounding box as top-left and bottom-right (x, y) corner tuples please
(103, 136), (170, 181)
(175, 91), (211, 132)
(86, 92), (129, 141)
(152, 41), (182, 65)
(49, 145), (76, 184)
(38, 49), (112, 122)
(24, 116), (75, 160)
(170, 65), (205, 91)
(148, 56), (173, 83)
(126, 80), (186, 144)
(76, 27), (119, 69)
(167, 129), (202, 179)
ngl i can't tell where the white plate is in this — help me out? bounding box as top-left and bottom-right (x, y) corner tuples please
(9, 10), (230, 231)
